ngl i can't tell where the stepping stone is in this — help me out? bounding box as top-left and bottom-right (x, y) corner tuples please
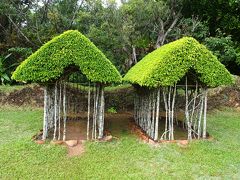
(50, 140), (63, 145)
(65, 140), (78, 147)
(148, 139), (156, 145)
(103, 135), (113, 142)
(35, 140), (45, 144)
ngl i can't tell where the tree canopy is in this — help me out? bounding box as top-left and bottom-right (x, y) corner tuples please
(12, 30), (121, 84)
(124, 37), (233, 88)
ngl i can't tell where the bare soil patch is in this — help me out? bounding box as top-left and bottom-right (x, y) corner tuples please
(66, 141), (85, 157)
(33, 112), (134, 157)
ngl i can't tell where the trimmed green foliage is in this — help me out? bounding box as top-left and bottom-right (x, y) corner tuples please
(124, 37), (233, 87)
(12, 30), (121, 84)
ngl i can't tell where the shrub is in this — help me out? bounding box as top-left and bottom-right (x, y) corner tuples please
(107, 107), (117, 114)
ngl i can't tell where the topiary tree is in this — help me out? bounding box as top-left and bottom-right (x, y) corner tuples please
(124, 37), (233, 141)
(12, 30), (121, 84)
(12, 30), (122, 141)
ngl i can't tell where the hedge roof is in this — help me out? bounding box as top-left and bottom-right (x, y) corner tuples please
(124, 37), (233, 88)
(12, 30), (121, 84)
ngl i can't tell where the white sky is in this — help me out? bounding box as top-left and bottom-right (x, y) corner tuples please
(116, 0), (122, 6)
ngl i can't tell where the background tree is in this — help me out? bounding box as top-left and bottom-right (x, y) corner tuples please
(0, 0), (240, 85)
(182, 0), (240, 75)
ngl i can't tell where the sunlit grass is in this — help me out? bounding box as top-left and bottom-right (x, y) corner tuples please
(0, 85), (31, 94)
(0, 106), (239, 179)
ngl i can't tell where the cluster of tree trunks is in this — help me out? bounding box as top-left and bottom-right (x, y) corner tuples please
(134, 88), (161, 141)
(161, 85), (177, 140)
(91, 84), (105, 140)
(133, 80), (208, 141)
(184, 78), (208, 140)
(42, 81), (105, 141)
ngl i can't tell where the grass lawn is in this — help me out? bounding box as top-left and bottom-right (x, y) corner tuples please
(0, 106), (240, 179)
(0, 85), (27, 94)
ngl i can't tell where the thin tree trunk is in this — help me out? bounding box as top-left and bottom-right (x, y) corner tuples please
(185, 77), (191, 140)
(42, 86), (48, 140)
(87, 82), (91, 140)
(190, 81), (198, 133)
(140, 95), (143, 129)
(63, 83), (67, 141)
(168, 87), (171, 140)
(163, 88), (168, 140)
(171, 84), (177, 140)
(48, 88), (52, 129)
(154, 88), (160, 141)
(102, 88), (105, 137)
(136, 95), (139, 123)
(147, 92), (152, 136)
(58, 83), (62, 140)
(92, 84), (96, 139)
(134, 95), (137, 122)
(53, 81), (58, 140)
(151, 90), (156, 139)
(132, 46), (137, 64)
(98, 85), (105, 139)
(95, 85), (100, 140)
(198, 94), (204, 139)
(49, 86), (55, 130)
(203, 88), (208, 139)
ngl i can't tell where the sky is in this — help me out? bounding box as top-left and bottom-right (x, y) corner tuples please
(116, 0), (123, 6)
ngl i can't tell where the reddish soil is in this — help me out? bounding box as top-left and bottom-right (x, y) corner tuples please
(62, 112), (133, 141)
(64, 111), (133, 157)
(33, 112), (134, 157)
(67, 141), (85, 157)
(55, 112), (188, 144)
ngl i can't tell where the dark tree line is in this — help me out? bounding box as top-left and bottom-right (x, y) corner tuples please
(0, 0), (240, 84)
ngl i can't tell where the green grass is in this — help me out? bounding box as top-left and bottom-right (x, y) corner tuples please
(68, 82), (132, 92)
(0, 85), (29, 94)
(0, 84), (131, 94)
(0, 106), (42, 145)
(0, 106), (240, 179)
(104, 84), (132, 92)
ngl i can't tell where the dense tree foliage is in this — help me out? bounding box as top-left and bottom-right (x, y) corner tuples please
(182, 0), (240, 42)
(1, 0), (240, 84)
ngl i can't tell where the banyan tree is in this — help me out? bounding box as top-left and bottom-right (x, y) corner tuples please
(124, 37), (233, 141)
(12, 30), (121, 141)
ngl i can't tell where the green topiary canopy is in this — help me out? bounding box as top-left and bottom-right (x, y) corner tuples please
(12, 30), (121, 84)
(124, 37), (233, 88)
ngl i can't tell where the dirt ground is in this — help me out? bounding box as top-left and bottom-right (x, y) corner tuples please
(34, 111), (205, 157)
(61, 112), (133, 141)
(58, 112), (188, 142)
